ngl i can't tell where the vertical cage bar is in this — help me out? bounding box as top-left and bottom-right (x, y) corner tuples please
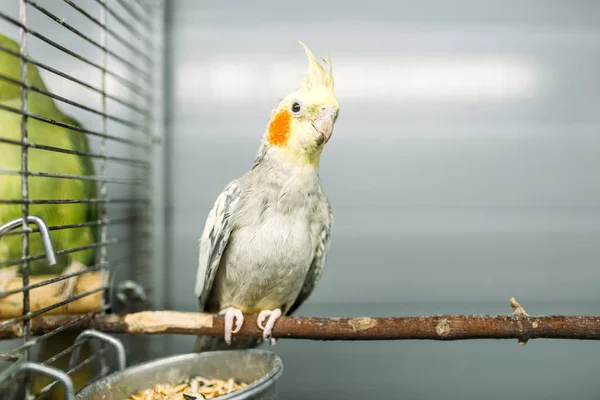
(98, 0), (110, 377)
(18, 0), (29, 351)
(123, 0), (152, 362)
(142, 2), (155, 306)
(150, 0), (166, 310)
(98, 0), (109, 313)
(130, 0), (154, 304)
(18, 0), (31, 398)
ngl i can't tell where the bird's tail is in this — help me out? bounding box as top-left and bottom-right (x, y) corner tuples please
(194, 335), (260, 352)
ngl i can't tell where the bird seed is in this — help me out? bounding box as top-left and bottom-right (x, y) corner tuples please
(128, 376), (248, 400)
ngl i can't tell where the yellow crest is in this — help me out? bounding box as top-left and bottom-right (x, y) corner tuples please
(298, 41), (334, 92)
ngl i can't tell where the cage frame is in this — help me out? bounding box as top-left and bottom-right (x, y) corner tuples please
(0, 0), (167, 397)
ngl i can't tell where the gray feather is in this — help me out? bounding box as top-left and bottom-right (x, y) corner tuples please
(287, 206), (332, 316)
(195, 181), (242, 310)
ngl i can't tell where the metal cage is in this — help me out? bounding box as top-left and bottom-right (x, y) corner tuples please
(0, 0), (166, 397)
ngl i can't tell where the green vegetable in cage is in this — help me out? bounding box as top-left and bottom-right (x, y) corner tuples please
(0, 34), (100, 304)
(0, 33), (99, 398)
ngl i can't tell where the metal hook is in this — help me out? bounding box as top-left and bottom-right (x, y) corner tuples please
(0, 216), (57, 266)
(116, 280), (147, 305)
(17, 362), (74, 400)
(68, 329), (126, 373)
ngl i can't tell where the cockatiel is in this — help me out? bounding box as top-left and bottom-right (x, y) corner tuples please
(0, 34), (96, 398)
(195, 42), (338, 351)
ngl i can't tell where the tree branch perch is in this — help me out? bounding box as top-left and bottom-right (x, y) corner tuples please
(1, 298), (599, 343)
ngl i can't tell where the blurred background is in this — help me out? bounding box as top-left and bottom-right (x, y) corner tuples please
(2, 0), (600, 399)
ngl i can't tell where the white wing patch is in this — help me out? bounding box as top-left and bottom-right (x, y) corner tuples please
(195, 181), (242, 310)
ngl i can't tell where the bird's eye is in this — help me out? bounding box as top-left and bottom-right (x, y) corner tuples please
(291, 102), (301, 113)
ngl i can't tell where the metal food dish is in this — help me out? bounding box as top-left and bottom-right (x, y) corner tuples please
(75, 349), (283, 400)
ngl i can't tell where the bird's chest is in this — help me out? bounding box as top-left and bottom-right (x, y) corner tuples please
(215, 208), (316, 312)
(233, 213), (314, 269)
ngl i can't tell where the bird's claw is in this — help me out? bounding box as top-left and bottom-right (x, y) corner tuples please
(257, 308), (282, 345)
(219, 307), (244, 345)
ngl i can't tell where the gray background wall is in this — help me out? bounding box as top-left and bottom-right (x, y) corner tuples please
(164, 1), (600, 399)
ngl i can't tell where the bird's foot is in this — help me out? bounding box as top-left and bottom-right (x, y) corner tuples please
(54, 260), (85, 302)
(218, 307), (244, 345)
(0, 266), (18, 294)
(257, 308), (282, 345)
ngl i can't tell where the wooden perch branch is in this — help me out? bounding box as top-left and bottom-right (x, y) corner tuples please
(0, 298), (599, 342)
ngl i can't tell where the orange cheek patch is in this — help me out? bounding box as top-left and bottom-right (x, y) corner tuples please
(267, 110), (291, 147)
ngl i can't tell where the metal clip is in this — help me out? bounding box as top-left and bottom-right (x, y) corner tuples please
(68, 329), (126, 373)
(17, 362), (74, 400)
(0, 216), (57, 266)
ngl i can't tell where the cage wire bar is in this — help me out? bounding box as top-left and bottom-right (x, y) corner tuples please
(0, 0), (165, 397)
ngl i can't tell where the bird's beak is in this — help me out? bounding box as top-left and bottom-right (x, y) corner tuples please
(312, 109), (336, 145)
